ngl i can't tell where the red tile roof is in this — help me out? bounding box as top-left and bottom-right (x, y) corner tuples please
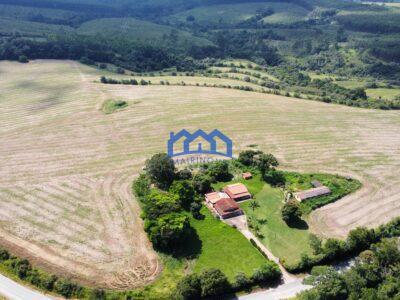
(214, 198), (241, 217)
(223, 183), (251, 200)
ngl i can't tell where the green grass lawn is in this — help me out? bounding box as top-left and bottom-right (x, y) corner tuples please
(190, 207), (267, 280)
(241, 184), (313, 266)
(131, 206), (267, 298)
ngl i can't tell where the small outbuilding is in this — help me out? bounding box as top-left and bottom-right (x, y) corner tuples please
(294, 186), (331, 202)
(223, 183), (252, 201)
(214, 197), (243, 219)
(242, 172), (252, 180)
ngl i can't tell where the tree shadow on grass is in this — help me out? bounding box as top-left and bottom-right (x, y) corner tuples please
(171, 227), (202, 259)
(286, 218), (309, 230)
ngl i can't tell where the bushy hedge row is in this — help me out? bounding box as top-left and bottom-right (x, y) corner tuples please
(175, 263), (281, 300)
(284, 217), (400, 273)
(100, 76), (150, 85)
(0, 248), (88, 298)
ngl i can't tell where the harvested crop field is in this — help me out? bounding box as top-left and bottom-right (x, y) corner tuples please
(0, 60), (400, 287)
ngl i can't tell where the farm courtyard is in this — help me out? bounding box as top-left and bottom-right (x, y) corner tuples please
(1, 60), (400, 288)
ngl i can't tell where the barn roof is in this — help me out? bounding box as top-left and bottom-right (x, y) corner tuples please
(294, 186), (331, 201)
(224, 183), (249, 195)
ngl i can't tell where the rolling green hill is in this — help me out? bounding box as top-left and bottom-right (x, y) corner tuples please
(0, 17), (73, 36)
(77, 17), (214, 49)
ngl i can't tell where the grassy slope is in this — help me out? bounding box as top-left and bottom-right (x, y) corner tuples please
(241, 184), (313, 266)
(191, 207), (267, 280)
(77, 18), (214, 48)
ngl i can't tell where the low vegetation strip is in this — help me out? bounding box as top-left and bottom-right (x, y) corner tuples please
(101, 99), (127, 114)
(98, 59), (400, 110)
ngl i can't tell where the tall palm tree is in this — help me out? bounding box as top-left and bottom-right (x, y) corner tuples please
(249, 200), (260, 211)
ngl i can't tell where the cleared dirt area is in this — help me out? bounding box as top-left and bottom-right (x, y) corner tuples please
(0, 60), (399, 287)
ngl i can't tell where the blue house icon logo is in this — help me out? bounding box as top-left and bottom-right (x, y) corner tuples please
(168, 129), (233, 158)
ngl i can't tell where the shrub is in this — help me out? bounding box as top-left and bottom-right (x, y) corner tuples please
(206, 160), (232, 182)
(263, 170), (285, 186)
(176, 169), (192, 180)
(169, 180), (195, 209)
(192, 173), (212, 194)
(309, 234), (323, 255)
(323, 238), (346, 260)
(18, 55), (29, 63)
(238, 150), (262, 166)
(90, 288), (106, 300)
(40, 274), (58, 291)
(200, 268), (231, 297)
(233, 272), (252, 290)
(0, 249), (10, 261)
(251, 261), (281, 284)
(281, 200), (301, 224)
(133, 174), (151, 198)
(54, 278), (81, 298)
(13, 258), (31, 279)
(190, 202), (204, 220)
(175, 274), (201, 300)
(346, 227), (377, 253)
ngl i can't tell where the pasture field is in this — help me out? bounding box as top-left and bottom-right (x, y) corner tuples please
(1, 60), (400, 289)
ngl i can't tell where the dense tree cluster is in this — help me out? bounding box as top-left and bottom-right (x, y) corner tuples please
(299, 238), (400, 300)
(284, 216), (400, 273)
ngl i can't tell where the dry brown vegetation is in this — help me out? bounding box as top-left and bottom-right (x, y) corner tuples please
(0, 60), (400, 288)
